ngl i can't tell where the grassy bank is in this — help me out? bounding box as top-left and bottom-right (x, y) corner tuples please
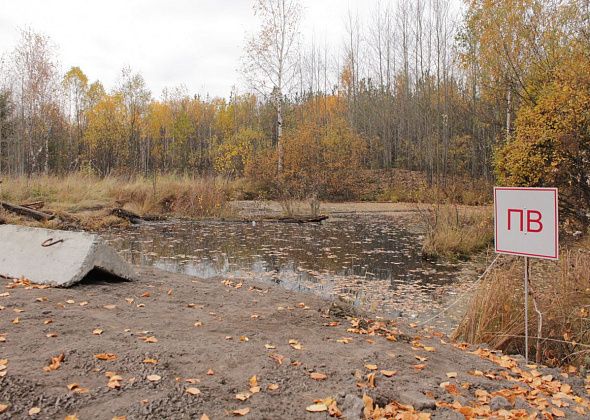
(454, 237), (590, 368)
(419, 205), (494, 260)
(0, 174), (233, 230)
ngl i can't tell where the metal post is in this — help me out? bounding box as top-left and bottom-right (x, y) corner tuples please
(524, 256), (529, 364)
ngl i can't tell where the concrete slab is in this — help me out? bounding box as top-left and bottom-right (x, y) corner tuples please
(0, 224), (135, 287)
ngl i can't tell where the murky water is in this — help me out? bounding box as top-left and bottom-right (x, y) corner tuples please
(102, 214), (468, 319)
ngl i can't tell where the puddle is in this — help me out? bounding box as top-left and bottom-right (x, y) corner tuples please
(102, 214), (473, 322)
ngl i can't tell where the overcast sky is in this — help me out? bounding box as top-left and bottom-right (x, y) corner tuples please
(0, 0), (461, 99)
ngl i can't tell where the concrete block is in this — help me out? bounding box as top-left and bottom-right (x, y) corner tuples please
(0, 224), (135, 287)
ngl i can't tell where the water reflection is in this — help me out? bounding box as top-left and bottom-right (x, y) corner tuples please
(102, 215), (464, 318)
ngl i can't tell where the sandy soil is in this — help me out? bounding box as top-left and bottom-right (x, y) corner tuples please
(1, 268), (589, 419)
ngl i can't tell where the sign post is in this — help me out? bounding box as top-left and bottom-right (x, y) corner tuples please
(494, 187), (559, 363)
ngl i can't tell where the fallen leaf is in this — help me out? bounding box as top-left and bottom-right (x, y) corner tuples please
(423, 346), (436, 352)
(46, 332), (57, 338)
(289, 339), (302, 350)
(306, 403), (328, 412)
(103, 305), (116, 310)
(413, 364), (426, 371)
(380, 370), (397, 377)
(249, 375), (258, 387)
(43, 319), (52, 325)
(79, 301), (88, 306)
(186, 387), (201, 395)
(267, 383), (279, 391)
(142, 336), (158, 343)
(200, 415), (210, 420)
(141, 292), (151, 298)
(112, 416), (126, 420)
(64, 416), (78, 420)
(28, 407), (41, 416)
(66, 300), (75, 304)
(446, 372), (458, 378)
(207, 369), (214, 375)
(310, 372), (327, 380)
(270, 353), (284, 365)
(125, 298), (134, 304)
(264, 344), (276, 349)
(552, 408), (565, 417)
(43, 353), (64, 372)
(364, 364), (378, 371)
(147, 374), (161, 382)
(143, 358), (158, 364)
(239, 336), (249, 342)
(236, 392), (251, 401)
(249, 386), (261, 394)
(367, 372), (376, 388)
(95, 353), (117, 361)
(12, 317), (19, 324)
(67, 383), (79, 391)
(232, 407), (250, 416)
(0, 404), (8, 414)
(194, 321), (203, 327)
(92, 328), (103, 335)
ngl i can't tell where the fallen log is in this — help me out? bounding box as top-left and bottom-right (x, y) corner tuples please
(21, 201), (45, 210)
(267, 215), (329, 224)
(220, 215), (329, 224)
(0, 201), (55, 222)
(110, 208), (165, 224)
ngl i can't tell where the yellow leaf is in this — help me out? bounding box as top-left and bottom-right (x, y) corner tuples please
(186, 387), (201, 395)
(267, 383), (279, 391)
(28, 407), (41, 415)
(364, 364), (378, 370)
(143, 358), (158, 364)
(310, 372), (327, 380)
(423, 346), (436, 352)
(306, 403), (328, 412)
(147, 374), (161, 382)
(380, 370), (397, 377)
(264, 344), (275, 349)
(249, 375), (258, 387)
(93, 329), (103, 335)
(446, 372), (458, 378)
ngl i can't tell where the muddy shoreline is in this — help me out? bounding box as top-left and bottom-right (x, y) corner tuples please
(1, 267), (589, 419)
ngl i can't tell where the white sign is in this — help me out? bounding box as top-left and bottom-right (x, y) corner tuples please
(494, 187), (559, 260)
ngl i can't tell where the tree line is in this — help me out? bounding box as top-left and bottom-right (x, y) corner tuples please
(0, 1), (588, 208)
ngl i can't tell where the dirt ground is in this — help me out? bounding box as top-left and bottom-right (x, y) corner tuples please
(1, 267), (589, 419)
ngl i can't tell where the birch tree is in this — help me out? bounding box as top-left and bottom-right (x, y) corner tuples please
(242, 0), (302, 173)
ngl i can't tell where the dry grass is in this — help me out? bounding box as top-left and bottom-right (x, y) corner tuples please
(0, 174), (234, 229)
(420, 205), (494, 260)
(380, 177), (493, 206)
(454, 238), (590, 368)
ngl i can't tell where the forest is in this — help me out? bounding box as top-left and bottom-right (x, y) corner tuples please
(0, 0), (587, 222)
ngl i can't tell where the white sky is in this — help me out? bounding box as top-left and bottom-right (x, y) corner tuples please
(0, 0), (460, 99)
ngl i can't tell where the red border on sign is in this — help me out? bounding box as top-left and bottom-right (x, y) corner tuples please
(494, 187), (559, 260)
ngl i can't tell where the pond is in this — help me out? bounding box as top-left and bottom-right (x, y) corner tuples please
(102, 213), (471, 322)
